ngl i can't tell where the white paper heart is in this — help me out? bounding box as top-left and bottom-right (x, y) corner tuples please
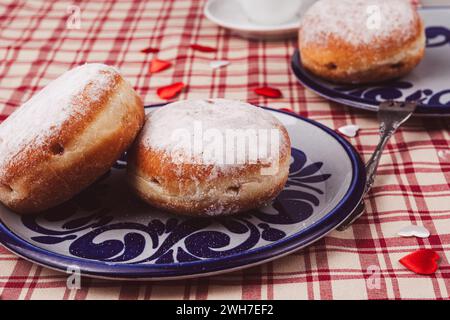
(338, 124), (360, 138)
(438, 150), (450, 162)
(209, 60), (230, 69)
(397, 225), (430, 239)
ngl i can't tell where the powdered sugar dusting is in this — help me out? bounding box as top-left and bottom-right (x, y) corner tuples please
(0, 63), (119, 171)
(142, 99), (286, 168)
(300, 0), (417, 47)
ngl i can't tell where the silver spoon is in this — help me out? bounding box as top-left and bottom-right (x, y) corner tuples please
(337, 100), (417, 231)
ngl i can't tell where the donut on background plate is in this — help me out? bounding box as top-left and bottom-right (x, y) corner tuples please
(0, 63), (144, 214)
(298, 0), (425, 84)
(127, 99), (291, 217)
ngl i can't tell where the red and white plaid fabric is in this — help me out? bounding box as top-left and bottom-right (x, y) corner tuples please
(0, 0), (448, 300)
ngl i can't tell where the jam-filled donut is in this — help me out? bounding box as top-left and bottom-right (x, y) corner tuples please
(298, 0), (425, 84)
(127, 99), (291, 217)
(0, 63), (144, 213)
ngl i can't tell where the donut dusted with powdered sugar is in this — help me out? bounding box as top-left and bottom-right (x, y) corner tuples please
(127, 99), (291, 217)
(298, 0), (425, 84)
(0, 63), (144, 213)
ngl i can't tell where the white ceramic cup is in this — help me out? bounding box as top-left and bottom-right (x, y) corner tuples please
(238, 0), (314, 26)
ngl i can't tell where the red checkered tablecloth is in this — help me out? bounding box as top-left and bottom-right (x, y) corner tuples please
(0, 0), (449, 300)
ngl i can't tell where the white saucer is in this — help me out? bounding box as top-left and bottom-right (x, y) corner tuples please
(204, 0), (300, 40)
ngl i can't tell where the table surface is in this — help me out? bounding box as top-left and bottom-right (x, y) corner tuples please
(0, 0), (449, 300)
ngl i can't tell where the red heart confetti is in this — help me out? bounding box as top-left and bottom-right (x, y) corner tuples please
(399, 249), (440, 275)
(279, 108), (295, 113)
(149, 59), (172, 74)
(157, 82), (186, 100)
(140, 47), (159, 54)
(254, 86), (282, 98)
(190, 44), (217, 53)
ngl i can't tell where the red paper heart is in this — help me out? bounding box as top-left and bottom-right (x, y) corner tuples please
(279, 108), (295, 113)
(140, 47), (159, 54)
(190, 44), (217, 52)
(399, 249), (440, 275)
(149, 59), (172, 73)
(254, 86), (282, 98)
(157, 82), (185, 100)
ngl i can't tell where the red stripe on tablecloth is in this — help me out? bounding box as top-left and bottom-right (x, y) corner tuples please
(303, 247), (315, 299)
(72, 277), (91, 300)
(119, 282), (141, 300)
(240, 39), (263, 300)
(183, 279), (192, 299)
(169, 0), (199, 101)
(142, 284), (153, 300)
(181, 0), (204, 100)
(2, 0), (80, 300)
(0, 1), (20, 26)
(69, 0), (116, 67)
(135, 1), (173, 93)
(0, 260), (34, 299)
(316, 244), (334, 299)
(241, 266), (262, 300)
(215, 28), (230, 99)
(196, 277), (209, 300)
(115, 0), (148, 70)
(396, 127), (448, 298)
(0, 0), (60, 300)
(266, 262), (274, 300)
(23, 266), (44, 300)
(137, 0), (176, 101)
(1, 0), (66, 112)
(0, 0), (45, 111)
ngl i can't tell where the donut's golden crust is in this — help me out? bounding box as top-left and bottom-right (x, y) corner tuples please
(127, 112), (291, 217)
(0, 72), (145, 213)
(299, 8), (425, 84)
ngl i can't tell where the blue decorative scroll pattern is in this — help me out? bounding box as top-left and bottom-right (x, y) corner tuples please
(333, 26), (450, 108)
(21, 148), (331, 264)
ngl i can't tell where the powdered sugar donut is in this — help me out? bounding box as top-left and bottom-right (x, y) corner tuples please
(299, 0), (425, 84)
(0, 63), (144, 213)
(127, 99), (291, 217)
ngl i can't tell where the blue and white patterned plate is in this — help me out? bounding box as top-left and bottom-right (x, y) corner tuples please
(0, 106), (365, 280)
(291, 6), (450, 117)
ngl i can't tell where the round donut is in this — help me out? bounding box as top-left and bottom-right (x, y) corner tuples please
(0, 63), (145, 214)
(298, 0), (425, 84)
(127, 99), (291, 217)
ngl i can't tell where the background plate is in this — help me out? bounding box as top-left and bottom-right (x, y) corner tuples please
(291, 7), (450, 117)
(0, 107), (365, 280)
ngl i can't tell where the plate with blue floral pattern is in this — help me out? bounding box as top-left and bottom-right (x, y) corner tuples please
(291, 6), (450, 117)
(0, 106), (365, 280)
